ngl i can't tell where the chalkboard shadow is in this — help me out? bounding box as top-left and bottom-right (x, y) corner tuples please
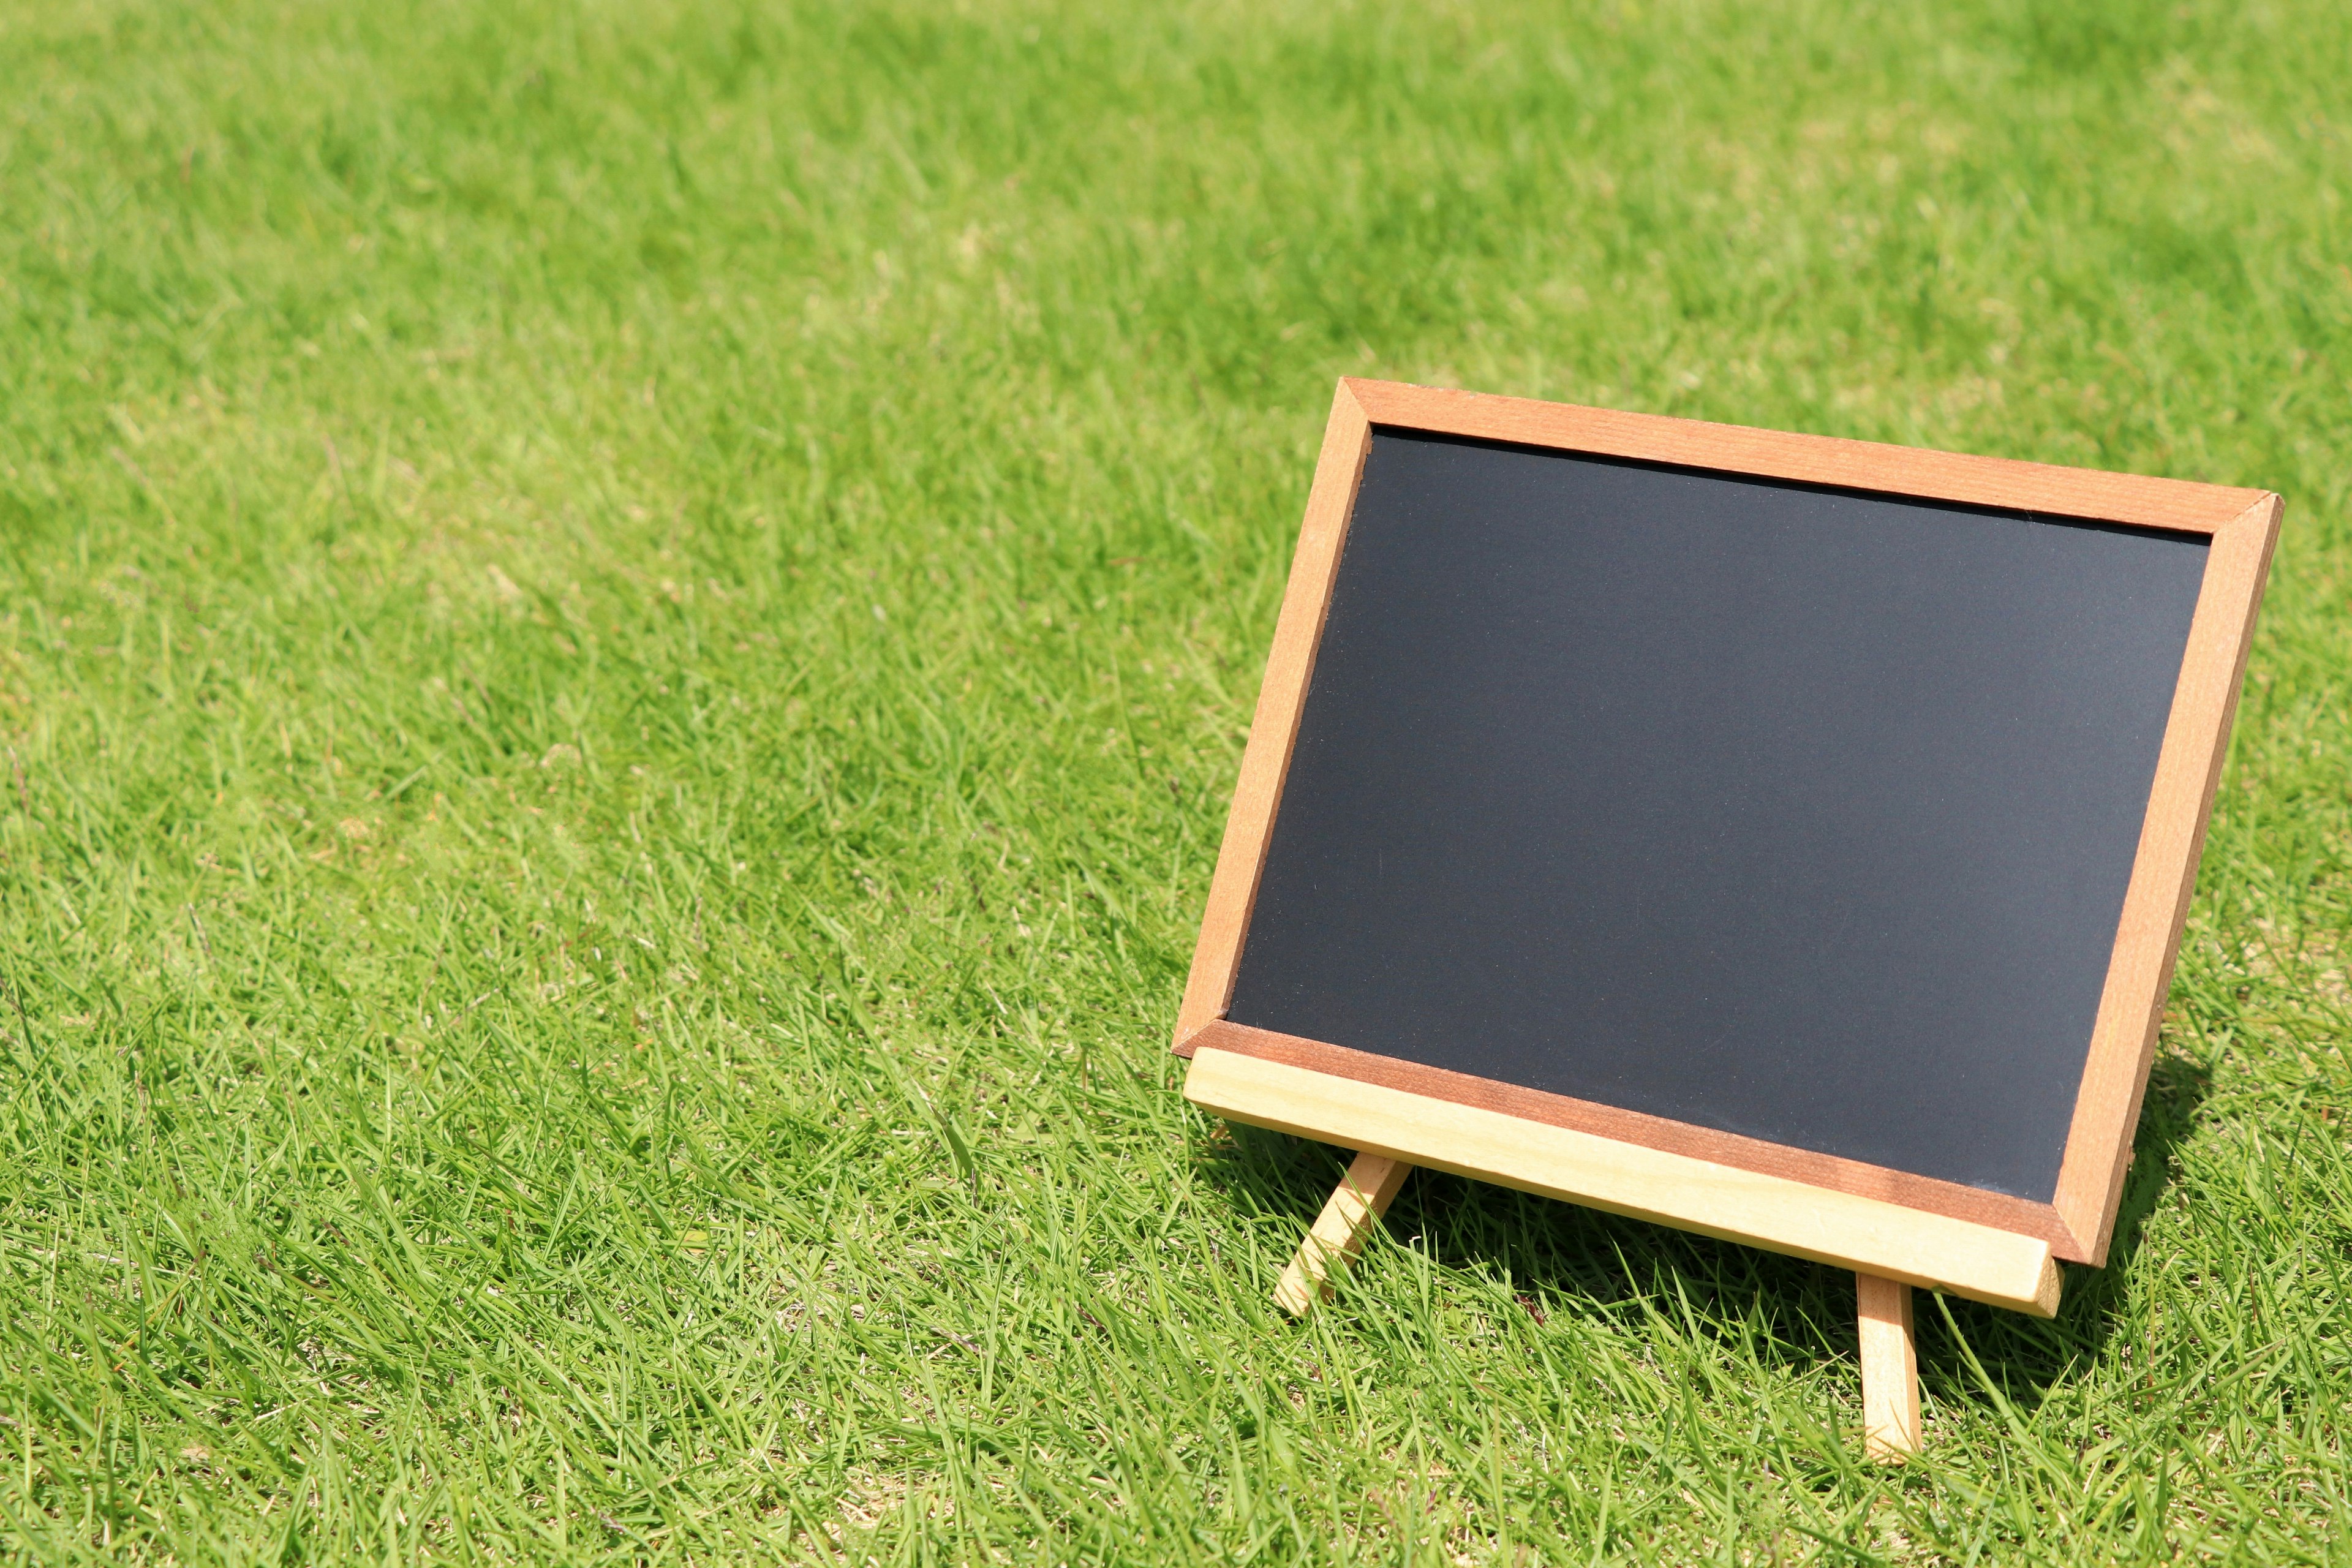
(1200, 1051), (2210, 1419)
(1906, 1049), (2212, 1411)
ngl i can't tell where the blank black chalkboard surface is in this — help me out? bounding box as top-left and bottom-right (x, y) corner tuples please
(1174, 380), (2280, 1455)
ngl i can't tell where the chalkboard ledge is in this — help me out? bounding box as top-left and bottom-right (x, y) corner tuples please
(1181, 1017), (2085, 1256)
(1185, 1043), (2063, 1317)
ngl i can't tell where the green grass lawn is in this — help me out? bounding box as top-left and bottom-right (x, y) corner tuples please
(2, 0), (2349, 1561)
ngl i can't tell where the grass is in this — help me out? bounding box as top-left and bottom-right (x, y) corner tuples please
(1, 0), (2348, 1560)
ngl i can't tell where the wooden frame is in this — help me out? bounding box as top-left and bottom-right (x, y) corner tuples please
(1175, 378), (2281, 1312)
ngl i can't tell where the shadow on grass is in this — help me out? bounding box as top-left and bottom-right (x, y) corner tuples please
(1909, 1049), (2214, 1414)
(1199, 1050), (2212, 1413)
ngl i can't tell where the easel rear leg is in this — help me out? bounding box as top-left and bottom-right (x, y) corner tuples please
(1273, 1152), (1413, 1316)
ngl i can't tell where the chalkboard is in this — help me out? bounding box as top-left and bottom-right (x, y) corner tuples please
(1225, 431), (2203, 1202)
(1177, 380), (2280, 1315)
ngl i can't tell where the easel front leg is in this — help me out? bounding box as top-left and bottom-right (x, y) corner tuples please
(1273, 1152), (1412, 1316)
(1856, 1273), (1921, 1460)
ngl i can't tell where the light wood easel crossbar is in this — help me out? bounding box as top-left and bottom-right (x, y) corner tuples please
(1191, 1046), (2062, 1315)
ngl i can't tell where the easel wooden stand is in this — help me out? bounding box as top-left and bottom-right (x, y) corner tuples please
(1179, 379), (2280, 1463)
(1277, 1153), (1923, 1459)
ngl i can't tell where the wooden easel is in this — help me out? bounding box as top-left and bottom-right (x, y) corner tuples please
(1186, 382), (2280, 1470)
(1278, 1154), (1923, 1460)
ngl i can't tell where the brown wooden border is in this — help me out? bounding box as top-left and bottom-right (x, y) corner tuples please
(1173, 380), (1374, 1046)
(2051, 491), (2280, 1259)
(1174, 379), (2282, 1285)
